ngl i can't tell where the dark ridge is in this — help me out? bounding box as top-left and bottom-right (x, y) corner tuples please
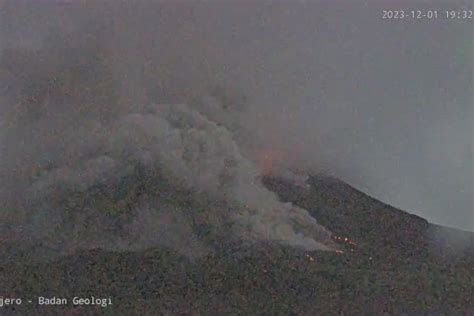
(0, 175), (472, 314)
(263, 174), (473, 265)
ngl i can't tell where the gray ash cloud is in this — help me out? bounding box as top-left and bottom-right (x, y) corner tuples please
(0, 7), (333, 256)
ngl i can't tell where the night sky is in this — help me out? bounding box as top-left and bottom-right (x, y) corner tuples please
(1, 1), (472, 231)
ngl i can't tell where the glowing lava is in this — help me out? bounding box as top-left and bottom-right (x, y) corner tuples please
(305, 254), (315, 262)
(332, 235), (358, 246)
(256, 147), (285, 176)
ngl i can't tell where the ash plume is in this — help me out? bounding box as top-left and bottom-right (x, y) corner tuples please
(0, 6), (332, 256)
(2, 1), (470, 258)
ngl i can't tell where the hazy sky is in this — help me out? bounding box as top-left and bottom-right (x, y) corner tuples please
(1, 1), (472, 231)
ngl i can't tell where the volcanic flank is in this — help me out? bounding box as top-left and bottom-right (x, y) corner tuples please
(1, 174), (473, 314)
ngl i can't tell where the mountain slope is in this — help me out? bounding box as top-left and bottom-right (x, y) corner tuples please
(265, 175), (474, 266)
(1, 175), (473, 315)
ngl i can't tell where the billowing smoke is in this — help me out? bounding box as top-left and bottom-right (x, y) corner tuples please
(1, 1), (471, 258)
(0, 6), (332, 256)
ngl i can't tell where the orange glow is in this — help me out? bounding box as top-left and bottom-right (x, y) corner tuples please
(332, 235), (358, 246)
(305, 254), (315, 262)
(255, 147), (285, 176)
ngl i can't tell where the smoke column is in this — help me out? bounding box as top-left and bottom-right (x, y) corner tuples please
(0, 2), (333, 256)
(0, 1), (472, 259)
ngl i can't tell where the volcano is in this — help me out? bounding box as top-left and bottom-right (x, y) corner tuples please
(1, 174), (472, 315)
